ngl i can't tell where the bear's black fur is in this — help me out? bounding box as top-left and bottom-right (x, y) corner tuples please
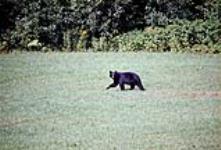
(106, 71), (145, 91)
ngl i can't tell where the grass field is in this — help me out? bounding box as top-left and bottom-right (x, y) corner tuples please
(0, 52), (221, 150)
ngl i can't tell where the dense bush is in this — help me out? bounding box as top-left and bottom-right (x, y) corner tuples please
(0, 0), (220, 53)
(98, 19), (221, 53)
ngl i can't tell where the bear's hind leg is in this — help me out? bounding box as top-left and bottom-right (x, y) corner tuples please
(120, 84), (125, 90)
(130, 84), (135, 90)
(136, 82), (145, 91)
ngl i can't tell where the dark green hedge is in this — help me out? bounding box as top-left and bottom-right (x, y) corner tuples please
(0, 0), (220, 53)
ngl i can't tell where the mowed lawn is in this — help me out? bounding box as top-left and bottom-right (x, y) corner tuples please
(0, 52), (221, 150)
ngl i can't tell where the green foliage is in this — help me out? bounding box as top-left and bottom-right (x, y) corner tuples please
(98, 19), (221, 53)
(0, 0), (220, 53)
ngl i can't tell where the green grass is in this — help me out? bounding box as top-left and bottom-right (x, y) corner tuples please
(0, 52), (221, 150)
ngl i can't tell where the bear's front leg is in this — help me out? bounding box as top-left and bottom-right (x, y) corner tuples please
(106, 83), (117, 90)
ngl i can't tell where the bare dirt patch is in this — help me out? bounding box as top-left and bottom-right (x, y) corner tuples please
(145, 89), (221, 100)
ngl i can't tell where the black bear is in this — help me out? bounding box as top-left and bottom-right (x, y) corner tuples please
(106, 71), (145, 91)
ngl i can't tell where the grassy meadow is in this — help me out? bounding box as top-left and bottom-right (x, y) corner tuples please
(0, 52), (221, 150)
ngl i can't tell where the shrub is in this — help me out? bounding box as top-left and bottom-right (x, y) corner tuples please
(98, 19), (221, 53)
(0, 0), (220, 53)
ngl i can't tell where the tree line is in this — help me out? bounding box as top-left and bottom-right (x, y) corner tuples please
(0, 0), (220, 52)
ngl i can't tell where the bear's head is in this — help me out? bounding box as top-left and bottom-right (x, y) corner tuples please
(109, 70), (118, 79)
